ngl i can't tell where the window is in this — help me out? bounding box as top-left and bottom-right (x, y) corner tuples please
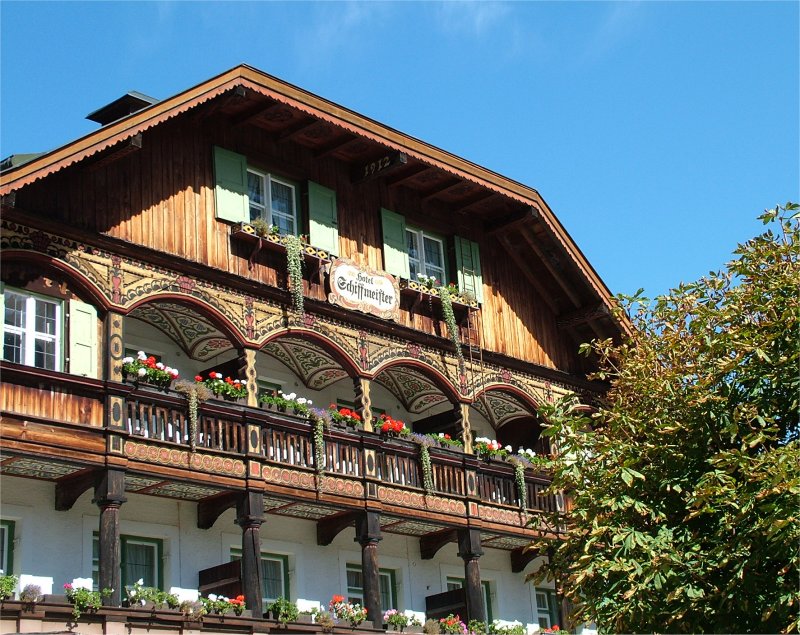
(258, 379), (283, 399)
(535, 588), (559, 629)
(380, 209), (483, 303)
(336, 399), (386, 418)
(92, 534), (163, 591)
(346, 564), (397, 610)
(446, 576), (493, 622)
(0, 520), (15, 575)
(3, 289), (61, 371)
(247, 168), (297, 236)
(406, 228), (445, 284)
(231, 549), (289, 603)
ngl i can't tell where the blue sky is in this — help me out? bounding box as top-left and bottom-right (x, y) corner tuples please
(1, 1), (797, 299)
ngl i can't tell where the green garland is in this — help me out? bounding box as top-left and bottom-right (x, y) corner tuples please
(174, 380), (212, 452)
(419, 443), (434, 494)
(513, 461), (527, 510)
(313, 416), (326, 473)
(438, 286), (463, 363)
(284, 234), (304, 315)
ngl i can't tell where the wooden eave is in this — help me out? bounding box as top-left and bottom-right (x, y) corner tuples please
(0, 64), (630, 338)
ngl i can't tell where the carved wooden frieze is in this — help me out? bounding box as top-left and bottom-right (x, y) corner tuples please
(124, 441), (246, 477)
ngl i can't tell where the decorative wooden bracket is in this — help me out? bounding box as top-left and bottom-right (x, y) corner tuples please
(197, 491), (241, 530)
(317, 510), (359, 546)
(55, 468), (100, 511)
(510, 546), (540, 573)
(420, 528), (458, 560)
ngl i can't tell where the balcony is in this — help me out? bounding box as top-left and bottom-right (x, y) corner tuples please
(0, 362), (560, 539)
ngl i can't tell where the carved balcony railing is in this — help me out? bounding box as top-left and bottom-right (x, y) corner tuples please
(0, 365), (559, 519)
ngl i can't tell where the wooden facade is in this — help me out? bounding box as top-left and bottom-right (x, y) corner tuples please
(0, 65), (622, 633)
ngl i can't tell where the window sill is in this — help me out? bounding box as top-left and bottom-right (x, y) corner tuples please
(231, 223), (334, 269)
(397, 279), (479, 309)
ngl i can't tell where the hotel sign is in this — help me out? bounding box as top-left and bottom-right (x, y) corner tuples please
(328, 258), (400, 321)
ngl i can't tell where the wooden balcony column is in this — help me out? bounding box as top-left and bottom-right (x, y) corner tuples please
(457, 528), (485, 623)
(105, 311), (127, 455)
(355, 511), (382, 625)
(454, 401), (473, 453)
(93, 468), (127, 606)
(237, 348), (260, 408)
(236, 490), (264, 617)
(353, 376), (374, 432)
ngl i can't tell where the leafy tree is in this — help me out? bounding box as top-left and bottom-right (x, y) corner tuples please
(533, 203), (800, 633)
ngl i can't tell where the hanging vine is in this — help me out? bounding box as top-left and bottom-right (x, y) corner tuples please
(310, 409), (330, 473)
(284, 234), (305, 316)
(438, 286), (463, 363)
(174, 380), (212, 452)
(511, 458), (528, 510)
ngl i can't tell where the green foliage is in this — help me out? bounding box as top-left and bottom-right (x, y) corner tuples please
(268, 597), (299, 624)
(532, 204), (800, 633)
(285, 234), (305, 315)
(0, 574), (17, 601)
(437, 285), (464, 364)
(64, 583), (111, 620)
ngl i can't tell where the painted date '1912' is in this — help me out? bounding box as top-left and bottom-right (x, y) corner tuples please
(363, 156), (391, 178)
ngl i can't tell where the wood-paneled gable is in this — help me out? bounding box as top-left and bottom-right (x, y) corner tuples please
(11, 99), (588, 373)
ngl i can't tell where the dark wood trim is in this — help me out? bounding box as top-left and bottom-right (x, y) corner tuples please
(316, 510), (359, 546)
(55, 468), (99, 511)
(198, 491), (241, 529)
(420, 528), (458, 560)
(510, 546), (540, 573)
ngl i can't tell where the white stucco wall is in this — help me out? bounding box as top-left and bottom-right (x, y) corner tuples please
(1, 475), (557, 628)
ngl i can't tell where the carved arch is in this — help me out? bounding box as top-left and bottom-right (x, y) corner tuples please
(1, 249), (111, 312)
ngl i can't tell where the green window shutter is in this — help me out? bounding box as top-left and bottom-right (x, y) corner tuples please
(381, 208), (409, 279)
(68, 298), (98, 378)
(308, 181), (339, 255)
(213, 146), (249, 223)
(454, 236), (483, 303)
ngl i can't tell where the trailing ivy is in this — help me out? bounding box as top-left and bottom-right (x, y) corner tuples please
(174, 380), (212, 452)
(310, 409), (331, 473)
(511, 459), (527, 510)
(437, 286), (463, 363)
(284, 234), (304, 316)
(410, 433), (436, 494)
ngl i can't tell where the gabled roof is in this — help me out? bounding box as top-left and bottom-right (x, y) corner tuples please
(0, 64), (630, 338)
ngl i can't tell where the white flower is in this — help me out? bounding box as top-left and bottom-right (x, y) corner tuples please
(122, 356), (133, 364)
(137, 351), (147, 360)
(307, 400), (312, 405)
(137, 579), (144, 586)
(137, 368), (147, 377)
(297, 398), (307, 405)
(286, 392), (296, 400)
(505, 445), (513, 453)
(208, 594), (218, 601)
(156, 362), (165, 370)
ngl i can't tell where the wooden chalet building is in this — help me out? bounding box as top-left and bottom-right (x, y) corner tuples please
(0, 65), (623, 634)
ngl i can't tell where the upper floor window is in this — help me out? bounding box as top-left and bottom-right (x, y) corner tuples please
(3, 289), (61, 371)
(406, 228), (445, 284)
(446, 576), (493, 623)
(247, 168), (297, 236)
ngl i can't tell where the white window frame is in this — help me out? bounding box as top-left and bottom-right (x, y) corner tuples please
(3, 288), (62, 371)
(535, 588), (558, 629)
(247, 168), (298, 236)
(406, 228), (446, 284)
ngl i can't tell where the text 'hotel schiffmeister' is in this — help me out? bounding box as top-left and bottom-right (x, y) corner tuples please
(0, 65), (624, 634)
